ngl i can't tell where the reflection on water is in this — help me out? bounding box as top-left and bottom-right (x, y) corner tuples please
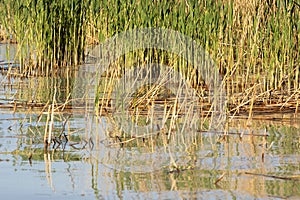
(0, 45), (300, 199)
(0, 109), (299, 199)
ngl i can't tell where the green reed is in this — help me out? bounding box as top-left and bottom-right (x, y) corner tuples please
(0, 0), (299, 111)
(90, 0), (299, 108)
(0, 0), (90, 75)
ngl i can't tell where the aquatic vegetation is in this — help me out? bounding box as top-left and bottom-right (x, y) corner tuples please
(0, 2), (300, 199)
(0, 0), (299, 131)
(0, 0), (90, 75)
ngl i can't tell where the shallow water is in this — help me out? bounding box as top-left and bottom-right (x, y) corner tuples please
(0, 109), (299, 199)
(0, 44), (300, 199)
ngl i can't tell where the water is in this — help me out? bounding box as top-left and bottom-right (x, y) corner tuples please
(1, 110), (299, 199)
(0, 44), (300, 199)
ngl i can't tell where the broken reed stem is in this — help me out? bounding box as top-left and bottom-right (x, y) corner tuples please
(215, 172), (226, 185)
(248, 87), (257, 121)
(245, 172), (300, 181)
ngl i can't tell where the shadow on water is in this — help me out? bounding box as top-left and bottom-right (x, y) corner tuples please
(0, 44), (299, 199)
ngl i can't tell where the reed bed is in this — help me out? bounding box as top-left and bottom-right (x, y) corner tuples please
(0, 0), (299, 119)
(92, 0), (299, 116)
(1, 0), (299, 184)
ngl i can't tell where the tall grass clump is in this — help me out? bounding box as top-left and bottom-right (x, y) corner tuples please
(0, 0), (90, 75)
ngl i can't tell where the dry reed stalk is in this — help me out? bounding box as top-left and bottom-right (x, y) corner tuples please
(46, 87), (57, 149)
(230, 88), (270, 116)
(280, 86), (300, 110)
(129, 67), (173, 108)
(168, 98), (178, 140)
(37, 101), (49, 123)
(215, 172), (226, 185)
(44, 105), (51, 151)
(248, 84), (259, 121)
(98, 69), (116, 116)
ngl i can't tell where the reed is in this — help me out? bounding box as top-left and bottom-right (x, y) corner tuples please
(0, 0), (299, 114)
(88, 0), (299, 113)
(0, 0), (90, 75)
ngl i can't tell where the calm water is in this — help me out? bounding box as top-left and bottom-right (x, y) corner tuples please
(0, 44), (300, 199)
(1, 109), (299, 199)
